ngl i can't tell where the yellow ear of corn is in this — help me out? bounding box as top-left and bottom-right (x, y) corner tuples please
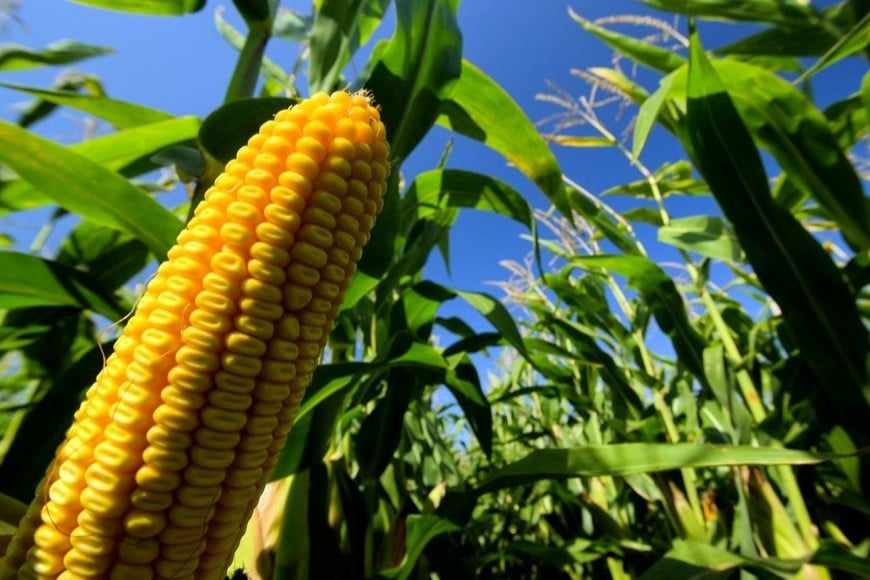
(0, 90), (389, 580)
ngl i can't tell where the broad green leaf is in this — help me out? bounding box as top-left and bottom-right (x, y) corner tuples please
(455, 289), (527, 359)
(0, 40), (111, 71)
(407, 169), (533, 229)
(0, 252), (124, 320)
(656, 59), (870, 250)
(640, 0), (815, 26)
(686, 29), (870, 441)
(657, 215), (743, 261)
(69, 0), (206, 15)
(309, 0), (390, 93)
(569, 8), (686, 73)
(355, 368), (421, 480)
(437, 60), (570, 219)
(715, 59), (869, 250)
(379, 515), (460, 580)
(572, 255), (708, 385)
(367, 0), (462, 161)
(0, 120), (180, 257)
(0, 82), (173, 129)
(198, 97), (296, 164)
(475, 443), (833, 494)
(0, 116), (200, 216)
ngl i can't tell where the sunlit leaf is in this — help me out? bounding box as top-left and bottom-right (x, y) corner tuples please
(0, 116), (200, 216)
(0, 120), (180, 257)
(437, 60), (569, 219)
(686, 28), (870, 441)
(658, 215), (743, 261)
(0, 40), (111, 71)
(309, 0), (390, 93)
(69, 0), (206, 15)
(0, 82), (173, 129)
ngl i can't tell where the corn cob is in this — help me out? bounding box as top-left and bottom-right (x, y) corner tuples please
(0, 89), (389, 579)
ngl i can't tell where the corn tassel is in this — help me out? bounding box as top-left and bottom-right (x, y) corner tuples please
(0, 90), (389, 579)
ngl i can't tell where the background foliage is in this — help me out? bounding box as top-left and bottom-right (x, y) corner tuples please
(0, 0), (868, 578)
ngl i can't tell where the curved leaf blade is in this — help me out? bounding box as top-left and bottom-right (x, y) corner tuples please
(309, 0), (390, 93)
(0, 82), (173, 129)
(0, 120), (180, 257)
(406, 169), (533, 229)
(366, 0), (462, 161)
(0, 40), (111, 71)
(686, 29), (870, 440)
(437, 60), (569, 219)
(69, 0), (206, 15)
(0, 116), (200, 216)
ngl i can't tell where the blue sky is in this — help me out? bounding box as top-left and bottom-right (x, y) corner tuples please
(0, 1), (861, 363)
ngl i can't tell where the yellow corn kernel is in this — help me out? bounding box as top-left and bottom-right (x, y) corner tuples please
(4, 90), (388, 579)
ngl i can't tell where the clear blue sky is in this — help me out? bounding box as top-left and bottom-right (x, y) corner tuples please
(0, 1), (859, 354)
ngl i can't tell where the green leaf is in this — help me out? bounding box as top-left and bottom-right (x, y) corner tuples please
(640, 0), (815, 26)
(443, 356), (492, 457)
(198, 97), (297, 164)
(686, 28), (870, 441)
(355, 368), (421, 480)
(379, 515), (459, 580)
(569, 8), (686, 73)
(633, 72), (680, 158)
(475, 443), (834, 494)
(658, 215), (743, 261)
(69, 0), (206, 15)
(714, 59), (869, 250)
(603, 161), (708, 198)
(407, 169), (533, 229)
(455, 289), (527, 359)
(0, 81), (173, 129)
(57, 221), (150, 292)
(0, 120), (180, 257)
(437, 60), (569, 219)
(0, 40), (111, 71)
(309, 0), (390, 93)
(572, 255), (708, 386)
(651, 59), (870, 249)
(0, 116), (199, 216)
(0, 252), (124, 321)
(366, 0), (462, 161)
(622, 207), (664, 226)
(639, 539), (801, 579)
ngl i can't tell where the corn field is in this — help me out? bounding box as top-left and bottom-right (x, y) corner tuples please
(0, 0), (868, 578)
